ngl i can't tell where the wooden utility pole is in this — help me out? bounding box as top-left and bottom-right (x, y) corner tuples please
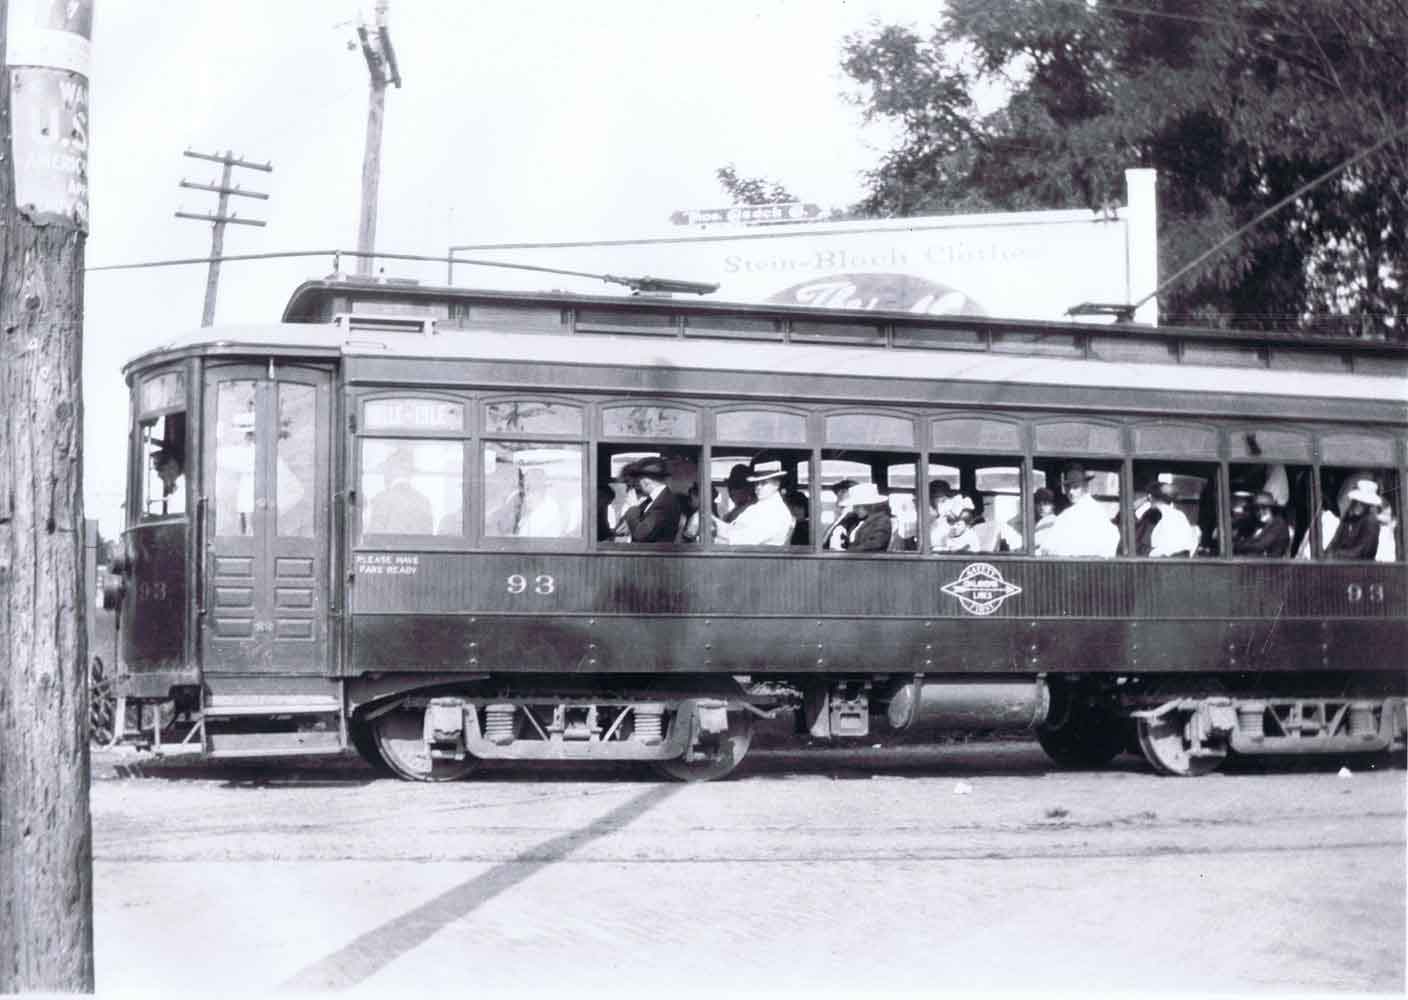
(0, 0), (97, 991)
(355, 0), (402, 276)
(175, 149), (271, 326)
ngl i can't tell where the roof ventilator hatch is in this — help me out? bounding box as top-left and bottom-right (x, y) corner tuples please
(332, 312), (437, 336)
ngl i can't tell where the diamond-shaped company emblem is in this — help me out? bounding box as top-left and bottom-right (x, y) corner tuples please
(941, 562), (1022, 616)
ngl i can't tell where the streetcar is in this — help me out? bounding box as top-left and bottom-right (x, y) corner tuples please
(104, 272), (1408, 779)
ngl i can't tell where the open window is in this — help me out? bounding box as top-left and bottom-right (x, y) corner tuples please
(820, 411), (919, 554)
(1316, 440), (1399, 562)
(137, 370), (188, 520)
(596, 402), (700, 547)
(1031, 418), (1124, 557)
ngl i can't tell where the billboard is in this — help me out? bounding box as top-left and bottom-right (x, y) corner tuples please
(451, 169), (1159, 324)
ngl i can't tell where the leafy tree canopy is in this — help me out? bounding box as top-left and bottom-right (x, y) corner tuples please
(842, 0), (1408, 336)
(716, 164), (797, 206)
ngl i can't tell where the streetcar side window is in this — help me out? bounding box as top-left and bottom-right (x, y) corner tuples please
(1315, 466), (1399, 561)
(596, 446), (701, 545)
(483, 442), (584, 539)
(361, 439), (464, 537)
(1228, 462), (1311, 558)
(709, 448), (810, 548)
(1130, 463), (1218, 558)
(139, 411), (187, 520)
(1032, 459), (1123, 557)
(926, 456), (1025, 554)
(818, 450), (918, 553)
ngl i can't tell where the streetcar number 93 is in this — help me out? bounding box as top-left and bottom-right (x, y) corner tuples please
(1346, 583), (1384, 604)
(507, 573), (556, 595)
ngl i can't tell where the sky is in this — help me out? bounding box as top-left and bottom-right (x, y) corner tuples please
(80, 0), (944, 533)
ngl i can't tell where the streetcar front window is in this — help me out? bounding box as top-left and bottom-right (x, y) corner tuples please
(139, 411), (186, 520)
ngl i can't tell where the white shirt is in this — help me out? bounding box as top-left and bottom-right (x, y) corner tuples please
(1043, 494), (1119, 557)
(1148, 503), (1197, 557)
(718, 490), (793, 546)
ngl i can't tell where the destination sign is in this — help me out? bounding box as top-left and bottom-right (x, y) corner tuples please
(363, 398), (463, 432)
(670, 203), (822, 227)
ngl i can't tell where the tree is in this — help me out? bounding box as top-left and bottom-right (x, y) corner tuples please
(0, 0), (97, 991)
(716, 164), (797, 206)
(842, 0), (1408, 337)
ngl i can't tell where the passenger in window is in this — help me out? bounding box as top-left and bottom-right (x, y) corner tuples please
(621, 457), (681, 543)
(596, 484), (619, 541)
(1043, 465), (1119, 558)
(149, 448), (186, 516)
(1136, 478), (1195, 558)
(720, 464), (756, 525)
(368, 447), (433, 534)
(1375, 500), (1398, 562)
(681, 485), (702, 543)
(1229, 491), (1256, 547)
(1234, 492), (1291, 557)
(844, 482), (893, 552)
(823, 478), (860, 550)
(1327, 479), (1382, 560)
(714, 461), (793, 546)
(935, 495), (979, 553)
(516, 468), (573, 537)
(1030, 488), (1058, 554)
(785, 490), (810, 546)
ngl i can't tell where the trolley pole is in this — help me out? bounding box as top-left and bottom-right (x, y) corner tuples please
(176, 149), (271, 326)
(0, 0), (96, 991)
(354, 0), (402, 276)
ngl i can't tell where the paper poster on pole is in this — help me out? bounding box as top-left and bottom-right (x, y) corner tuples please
(4, 0), (93, 230)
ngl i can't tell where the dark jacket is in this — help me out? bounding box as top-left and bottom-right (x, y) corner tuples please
(1134, 507), (1162, 557)
(1327, 509), (1379, 560)
(823, 511), (860, 549)
(1234, 513), (1291, 557)
(848, 507), (893, 552)
(625, 487), (682, 543)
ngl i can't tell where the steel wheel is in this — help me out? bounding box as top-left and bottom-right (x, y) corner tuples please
(653, 702), (754, 782)
(372, 706), (479, 782)
(1136, 715), (1225, 777)
(1036, 693), (1126, 768)
(349, 717), (393, 776)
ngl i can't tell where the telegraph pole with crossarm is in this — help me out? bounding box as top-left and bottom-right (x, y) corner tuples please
(175, 149), (272, 325)
(354, 0), (402, 276)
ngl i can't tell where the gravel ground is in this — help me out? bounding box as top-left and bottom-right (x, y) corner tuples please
(88, 742), (1406, 997)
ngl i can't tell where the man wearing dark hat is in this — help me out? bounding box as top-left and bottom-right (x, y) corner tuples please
(715, 460), (793, 545)
(1234, 492), (1291, 557)
(621, 456), (682, 543)
(1042, 464), (1119, 557)
(720, 463), (756, 524)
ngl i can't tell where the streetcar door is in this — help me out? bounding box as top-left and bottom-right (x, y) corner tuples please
(203, 363), (331, 675)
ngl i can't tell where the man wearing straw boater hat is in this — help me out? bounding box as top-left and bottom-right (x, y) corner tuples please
(1042, 463), (1119, 557)
(714, 460), (793, 546)
(1327, 478), (1383, 560)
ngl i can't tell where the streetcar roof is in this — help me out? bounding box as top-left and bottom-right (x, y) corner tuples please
(123, 318), (1408, 411)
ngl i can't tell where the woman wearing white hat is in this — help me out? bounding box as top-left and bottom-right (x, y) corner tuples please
(844, 482), (893, 552)
(1327, 479), (1383, 560)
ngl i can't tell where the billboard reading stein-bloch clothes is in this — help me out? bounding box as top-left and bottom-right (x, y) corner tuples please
(450, 168), (1160, 325)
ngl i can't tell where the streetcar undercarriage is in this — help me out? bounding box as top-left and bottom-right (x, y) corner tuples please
(107, 672), (1408, 781)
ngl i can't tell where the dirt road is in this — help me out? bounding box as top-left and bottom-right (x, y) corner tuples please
(90, 743), (1405, 995)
